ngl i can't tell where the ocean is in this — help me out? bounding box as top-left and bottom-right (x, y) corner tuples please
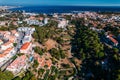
(9, 6), (120, 14)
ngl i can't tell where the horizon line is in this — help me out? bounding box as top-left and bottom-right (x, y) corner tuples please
(0, 4), (120, 7)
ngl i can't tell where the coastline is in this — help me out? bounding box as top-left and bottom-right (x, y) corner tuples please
(9, 6), (120, 14)
(0, 6), (21, 10)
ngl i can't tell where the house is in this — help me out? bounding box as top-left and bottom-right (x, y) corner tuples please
(0, 21), (7, 26)
(109, 37), (118, 46)
(4, 34), (10, 39)
(107, 34), (118, 46)
(11, 30), (19, 37)
(29, 16), (36, 20)
(3, 31), (11, 38)
(9, 36), (17, 43)
(39, 17), (44, 21)
(0, 31), (11, 40)
(20, 42), (32, 54)
(1, 41), (13, 50)
(53, 13), (58, 18)
(4, 31), (11, 35)
(6, 55), (27, 74)
(58, 19), (68, 28)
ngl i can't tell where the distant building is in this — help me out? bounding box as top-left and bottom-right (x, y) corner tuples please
(26, 19), (40, 25)
(44, 18), (48, 24)
(39, 17), (44, 21)
(58, 19), (68, 28)
(53, 13), (58, 18)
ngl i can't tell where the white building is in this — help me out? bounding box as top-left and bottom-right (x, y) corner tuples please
(25, 19), (40, 25)
(18, 27), (35, 33)
(1, 41), (13, 51)
(22, 34), (32, 44)
(0, 48), (14, 67)
(58, 19), (68, 28)
(44, 18), (48, 24)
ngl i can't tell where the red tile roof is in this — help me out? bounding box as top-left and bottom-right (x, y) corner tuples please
(109, 37), (118, 44)
(20, 42), (31, 50)
(3, 41), (13, 46)
(7, 55), (26, 69)
(0, 48), (13, 58)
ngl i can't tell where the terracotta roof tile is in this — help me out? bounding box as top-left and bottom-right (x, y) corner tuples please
(20, 42), (31, 50)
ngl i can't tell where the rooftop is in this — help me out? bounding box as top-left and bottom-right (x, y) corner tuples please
(109, 37), (118, 44)
(7, 55), (26, 69)
(0, 48), (13, 58)
(3, 41), (13, 46)
(20, 42), (31, 50)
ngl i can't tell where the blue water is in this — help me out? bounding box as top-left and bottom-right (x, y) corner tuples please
(9, 6), (120, 14)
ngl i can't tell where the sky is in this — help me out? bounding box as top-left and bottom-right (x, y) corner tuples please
(0, 0), (120, 6)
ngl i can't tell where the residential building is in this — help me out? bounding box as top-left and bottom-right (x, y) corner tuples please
(11, 30), (19, 37)
(6, 55), (27, 74)
(22, 34), (32, 44)
(9, 36), (17, 43)
(0, 21), (7, 26)
(58, 19), (68, 28)
(44, 18), (48, 24)
(0, 48), (14, 67)
(26, 19), (40, 25)
(107, 34), (118, 46)
(1, 41), (13, 50)
(20, 42), (32, 54)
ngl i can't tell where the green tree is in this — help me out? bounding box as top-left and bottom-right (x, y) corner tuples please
(12, 76), (21, 80)
(34, 47), (43, 55)
(0, 70), (14, 80)
(13, 43), (17, 47)
(49, 48), (61, 60)
(71, 19), (120, 80)
(33, 60), (39, 68)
